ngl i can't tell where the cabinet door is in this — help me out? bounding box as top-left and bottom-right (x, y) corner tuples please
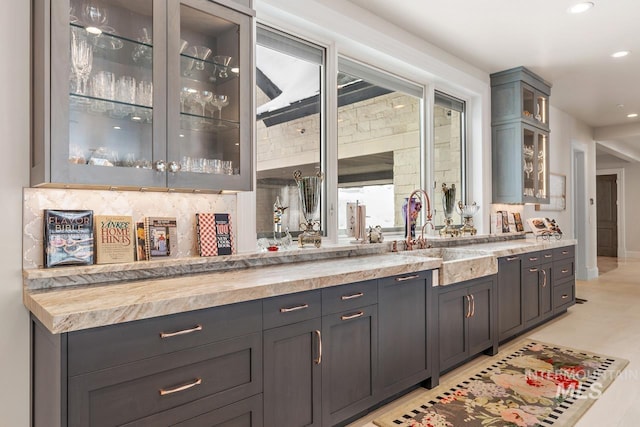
(46, 0), (166, 188)
(522, 264), (541, 328)
(438, 286), (469, 372)
(166, 0), (252, 191)
(534, 129), (549, 202)
(378, 272), (430, 399)
(263, 319), (321, 427)
(467, 278), (495, 357)
(539, 263), (553, 320)
(497, 255), (523, 341)
(322, 305), (378, 427)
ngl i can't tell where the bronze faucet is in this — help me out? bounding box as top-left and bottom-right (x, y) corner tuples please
(405, 189), (434, 250)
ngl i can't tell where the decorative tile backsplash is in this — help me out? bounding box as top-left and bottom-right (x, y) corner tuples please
(23, 188), (236, 269)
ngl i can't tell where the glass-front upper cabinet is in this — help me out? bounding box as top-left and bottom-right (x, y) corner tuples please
(522, 126), (548, 202)
(32, 0), (254, 191)
(521, 83), (548, 129)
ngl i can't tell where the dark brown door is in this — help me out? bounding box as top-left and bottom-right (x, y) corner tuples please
(597, 174), (618, 257)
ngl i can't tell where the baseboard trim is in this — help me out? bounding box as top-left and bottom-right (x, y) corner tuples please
(625, 251), (640, 259)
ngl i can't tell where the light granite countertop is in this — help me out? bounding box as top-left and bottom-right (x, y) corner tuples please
(23, 235), (576, 334)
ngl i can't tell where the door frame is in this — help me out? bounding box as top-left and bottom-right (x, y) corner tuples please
(572, 148), (590, 280)
(596, 168), (626, 258)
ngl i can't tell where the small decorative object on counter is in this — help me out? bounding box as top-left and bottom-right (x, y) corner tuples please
(293, 170), (323, 248)
(402, 197), (421, 239)
(457, 202), (480, 236)
(440, 183), (459, 237)
(527, 217), (563, 240)
(43, 209), (94, 268)
(367, 225), (384, 244)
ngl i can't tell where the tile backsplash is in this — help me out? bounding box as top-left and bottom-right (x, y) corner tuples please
(23, 188), (236, 269)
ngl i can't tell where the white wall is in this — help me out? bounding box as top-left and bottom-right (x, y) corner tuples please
(1, 0), (31, 425)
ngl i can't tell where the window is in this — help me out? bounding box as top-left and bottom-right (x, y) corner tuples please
(255, 26), (325, 239)
(337, 58), (423, 236)
(433, 91), (466, 228)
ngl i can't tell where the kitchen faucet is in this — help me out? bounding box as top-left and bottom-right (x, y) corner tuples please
(405, 189), (434, 250)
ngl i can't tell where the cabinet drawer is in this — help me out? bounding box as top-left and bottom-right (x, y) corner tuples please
(521, 251), (542, 268)
(553, 260), (575, 284)
(263, 290), (321, 329)
(554, 245), (575, 261)
(68, 332), (262, 427)
(322, 279), (377, 315)
(553, 281), (575, 312)
(68, 300), (262, 376)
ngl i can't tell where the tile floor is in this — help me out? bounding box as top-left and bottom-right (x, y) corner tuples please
(349, 257), (640, 427)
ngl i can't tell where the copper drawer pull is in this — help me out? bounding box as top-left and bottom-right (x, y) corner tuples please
(280, 303), (309, 313)
(469, 294), (475, 317)
(506, 256), (518, 261)
(314, 330), (322, 365)
(341, 292), (364, 300)
(561, 294), (569, 299)
(159, 378), (202, 396)
(529, 257), (538, 261)
(160, 324), (203, 339)
(541, 269), (547, 288)
(396, 274), (420, 282)
(544, 254), (552, 259)
(529, 267), (538, 272)
(561, 268), (569, 273)
(341, 311), (364, 321)
(562, 250), (569, 255)
(465, 295), (471, 318)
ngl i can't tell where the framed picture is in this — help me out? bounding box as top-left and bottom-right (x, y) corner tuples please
(535, 173), (566, 211)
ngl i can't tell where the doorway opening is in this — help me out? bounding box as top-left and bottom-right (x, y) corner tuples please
(596, 168), (626, 273)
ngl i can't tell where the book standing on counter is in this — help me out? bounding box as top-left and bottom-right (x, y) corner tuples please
(135, 222), (147, 261)
(43, 209), (94, 268)
(196, 213), (234, 256)
(94, 215), (135, 264)
(143, 217), (178, 259)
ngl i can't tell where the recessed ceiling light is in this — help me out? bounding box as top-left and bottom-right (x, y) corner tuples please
(627, 113), (638, 118)
(611, 50), (630, 58)
(113, 126), (121, 130)
(568, 2), (594, 14)
(617, 104), (625, 108)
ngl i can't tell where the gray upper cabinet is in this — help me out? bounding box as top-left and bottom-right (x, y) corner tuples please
(491, 67), (551, 204)
(32, 0), (254, 192)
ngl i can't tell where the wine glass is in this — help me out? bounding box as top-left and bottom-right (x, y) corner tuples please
(180, 86), (196, 113)
(213, 55), (232, 79)
(81, 0), (108, 34)
(210, 94), (229, 121)
(197, 90), (213, 117)
(70, 32), (93, 95)
(185, 45), (211, 72)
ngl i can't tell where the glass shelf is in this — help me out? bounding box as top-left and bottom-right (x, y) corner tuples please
(179, 111), (239, 132)
(69, 93), (153, 122)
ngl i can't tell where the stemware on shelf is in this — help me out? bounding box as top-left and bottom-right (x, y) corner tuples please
(210, 94), (229, 120)
(197, 90), (214, 117)
(80, 0), (108, 34)
(70, 32), (93, 96)
(132, 27), (153, 63)
(213, 55), (232, 79)
(184, 45), (212, 74)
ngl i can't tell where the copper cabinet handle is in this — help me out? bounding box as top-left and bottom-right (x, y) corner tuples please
(341, 292), (364, 300)
(465, 295), (471, 318)
(470, 294), (475, 317)
(160, 324), (203, 339)
(529, 267), (538, 272)
(341, 311), (364, 321)
(541, 269), (547, 288)
(159, 378), (202, 396)
(529, 257), (538, 261)
(544, 254), (552, 258)
(562, 250), (569, 255)
(561, 294), (569, 299)
(561, 268), (569, 273)
(280, 303), (309, 313)
(506, 256), (518, 261)
(396, 274), (420, 282)
(314, 330), (322, 365)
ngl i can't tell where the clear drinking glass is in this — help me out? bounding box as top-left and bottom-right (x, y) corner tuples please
(210, 94), (229, 120)
(89, 70), (115, 112)
(213, 55), (232, 79)
(70, 32), (93, 95)
(137, 80), (153, 107)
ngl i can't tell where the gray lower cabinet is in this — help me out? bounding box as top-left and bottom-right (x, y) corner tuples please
(552, 246), (576, 314)
(262, 290), (322, 427)
(438, 275), (497, 373)
(31, 300), (263, 427)
(497, 255), (523, 341)
(522, 251), (553, 329)
(321, 304), (378, 427)
(377, 271), (433, 399)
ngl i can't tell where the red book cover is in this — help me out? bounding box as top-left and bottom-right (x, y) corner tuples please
(196, 213), (234, 257)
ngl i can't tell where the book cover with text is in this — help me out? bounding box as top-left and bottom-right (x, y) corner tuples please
(44, 209), (94, 268)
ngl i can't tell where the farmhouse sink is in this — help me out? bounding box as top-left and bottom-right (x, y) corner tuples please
(401, 247), (497, 286)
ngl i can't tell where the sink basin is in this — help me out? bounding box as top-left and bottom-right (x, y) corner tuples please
(402, 247), (497, 285)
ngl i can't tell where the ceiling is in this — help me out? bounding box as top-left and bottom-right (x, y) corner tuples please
(346, 0), (640, 162)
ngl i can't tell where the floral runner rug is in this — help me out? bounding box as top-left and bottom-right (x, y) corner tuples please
(374, 339), (628, 427)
